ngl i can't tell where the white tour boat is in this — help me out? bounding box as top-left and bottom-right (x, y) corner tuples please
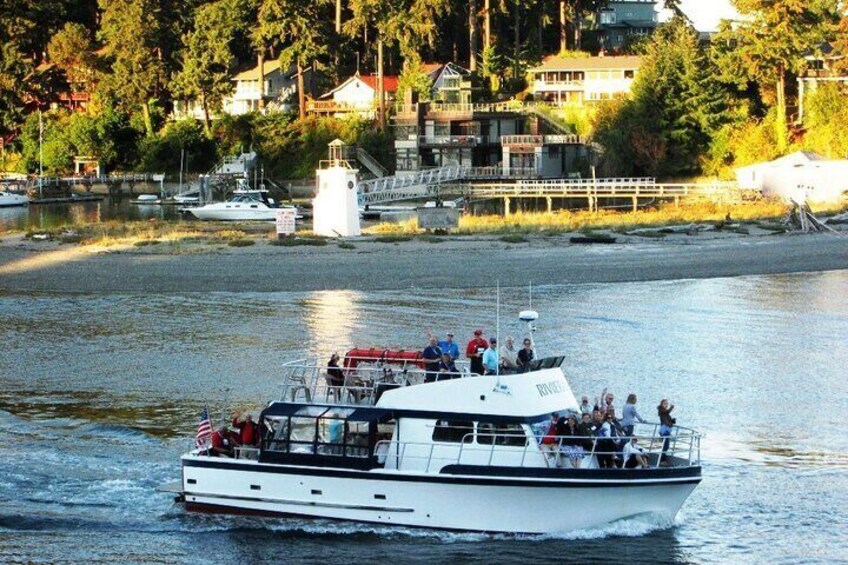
(188, 189), (293, 221)
(0, 191), (28, 207)
(175, 318), (702, 533)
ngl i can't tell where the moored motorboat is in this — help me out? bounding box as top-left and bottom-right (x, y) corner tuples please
(188, 189), (293, 221)
(0, 191), (28, 207)
(175, 317), (702, 534)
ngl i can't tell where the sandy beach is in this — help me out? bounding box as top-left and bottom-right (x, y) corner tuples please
(0, 228), (846, 293)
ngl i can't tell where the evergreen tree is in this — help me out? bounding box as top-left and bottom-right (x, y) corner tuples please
(258, 0), (332, 120)
(98, 0), (167, 136)
(0, 43), (28, 138)
(715, 0), (840, 152)
(174, 0), (240, 134)
(47, 22), (99, 91)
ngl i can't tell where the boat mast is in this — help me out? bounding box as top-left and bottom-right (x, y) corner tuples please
(38, 110), (43, 199)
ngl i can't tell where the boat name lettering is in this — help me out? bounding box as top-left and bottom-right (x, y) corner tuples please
(536, 380), (566, 397)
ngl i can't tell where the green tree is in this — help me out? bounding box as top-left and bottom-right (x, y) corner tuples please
(802, 82), (848, 158)
(47, 22), (98, 90)
(833, 15), (848, 76)
(258, 0), (332, 120)
(594, 17), (733, 177)
(716, 0), (839, 152)
(347, 0), (451, 127)
(0, 43), (28, 138)
(174, 0), (240, 134)
(98, 0), (167, 137)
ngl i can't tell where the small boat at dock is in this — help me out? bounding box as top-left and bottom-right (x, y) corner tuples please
(0, 191), (28, 207)
(188, 188), (295, 221)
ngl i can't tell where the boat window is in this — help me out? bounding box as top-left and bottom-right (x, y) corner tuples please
(344, 421), (371, 458)
(288, 416), (319, 454)
(432, 420), (474, 443)
(476, 423), (528, 447)
(263, 416), (291, 452)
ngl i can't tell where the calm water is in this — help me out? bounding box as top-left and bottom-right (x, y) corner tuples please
(0, 199), (182, 231)
(1, 272), (847, 564)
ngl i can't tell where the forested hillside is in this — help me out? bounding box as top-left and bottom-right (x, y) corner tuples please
(1, 1), (846, 179)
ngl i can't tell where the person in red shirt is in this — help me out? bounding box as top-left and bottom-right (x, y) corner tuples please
(210, 427), (234, 457)
(466, 329), (489, 375)
(232, 412), (258, 447)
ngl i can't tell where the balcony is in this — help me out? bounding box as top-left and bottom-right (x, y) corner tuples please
(418, 135), (480, 147)
(307, 100), (375, 114)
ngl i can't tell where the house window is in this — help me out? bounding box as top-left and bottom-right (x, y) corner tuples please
(624, 70), (635, 79)
(600, 9), (615, 24)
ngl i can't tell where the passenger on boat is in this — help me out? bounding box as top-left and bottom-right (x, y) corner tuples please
(540, 413), (561, 465)
(516, 338), (534, 372)
(232, 413), (259, 447)
(482, 338), (499, 375)
(327, 353), (344, 387)
(596, 388), (615, 413)
(579, 396), (593, 415)
(623, 437), (649, 468)
(466, 329), (489, 375)
(593, 410), (617, 469)
(210, 427), (235, 457)
(423, 336), (443, 383)
(437, 332), (460, 361)
(658, 399), (676, 465)
(621, 394), (646, 437)
(559, 415), (586, 468)
(499, 336), (519, 374)
(437, 352), (458, 379)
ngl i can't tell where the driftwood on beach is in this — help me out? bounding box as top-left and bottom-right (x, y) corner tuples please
(783, 201), (838, 233)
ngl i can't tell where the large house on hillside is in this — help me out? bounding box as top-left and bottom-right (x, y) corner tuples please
(528, 55), (642, 105)
(173, 59), (306, 120)
(597, 0), (658, 52)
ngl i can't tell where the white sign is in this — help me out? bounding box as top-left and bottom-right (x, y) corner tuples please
(275, 208), (297, 235)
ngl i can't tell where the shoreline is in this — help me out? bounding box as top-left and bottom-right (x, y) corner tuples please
(1, 228), (846, 293)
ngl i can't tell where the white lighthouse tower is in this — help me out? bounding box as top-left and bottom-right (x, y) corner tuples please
(313, 139), (361, 237)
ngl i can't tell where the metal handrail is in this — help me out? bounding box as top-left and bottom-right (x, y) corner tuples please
(280, 360), (470, 407)
(376, 424), (701, 472)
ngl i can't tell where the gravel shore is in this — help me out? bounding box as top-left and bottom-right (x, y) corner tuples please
(1, 230), (846, 293)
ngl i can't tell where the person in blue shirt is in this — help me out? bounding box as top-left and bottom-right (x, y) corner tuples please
(482, 337), (499, 375)
(437, 332), (460, 361)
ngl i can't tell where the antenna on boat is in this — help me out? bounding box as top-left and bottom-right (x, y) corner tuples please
(493, 280), (510, 395)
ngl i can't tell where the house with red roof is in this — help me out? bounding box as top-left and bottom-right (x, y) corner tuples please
(308, 73), (399, 118)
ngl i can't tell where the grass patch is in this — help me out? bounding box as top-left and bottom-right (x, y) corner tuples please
(337, 242), (356, 249)
(133, 239), (161, 247)
(365, 199), (794, 236)
(374, 235), (413, 243)
(59, 233), (84, 244)
(499, 234), (527, 243)
(270, 236), (328, 247)
(227, 238), (255, 247)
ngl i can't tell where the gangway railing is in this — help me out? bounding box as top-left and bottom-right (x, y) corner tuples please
(357, 165), (469, 205)
(355, 147), (389, 178)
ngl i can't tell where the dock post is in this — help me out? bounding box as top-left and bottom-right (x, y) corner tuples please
(674, 195), (680, 208)
(546, 196), (552, 213)
(503, 196), (511, 216)
(587, 196), (594, 212)
(632, 196), (638, 212)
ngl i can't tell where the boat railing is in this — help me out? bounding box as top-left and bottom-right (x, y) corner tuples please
(280, 359), (470, 406)
(376, 423), (700, 472)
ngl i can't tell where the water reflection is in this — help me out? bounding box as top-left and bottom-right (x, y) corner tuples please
(300, 290), (366, 357)
(0, 198), (182, 231)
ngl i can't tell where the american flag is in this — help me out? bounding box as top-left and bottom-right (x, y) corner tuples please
(195, 407), (212, 448)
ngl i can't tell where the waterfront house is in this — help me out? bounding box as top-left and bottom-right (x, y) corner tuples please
(796, 43), (847, 123)
(173, 59), (305, 120)
(597, 0), (658, 52)
(529, 55), (642, 105)
(423, 62), (475, 104)
(308, 74), (399, 118)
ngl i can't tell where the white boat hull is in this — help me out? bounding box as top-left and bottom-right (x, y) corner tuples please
(181, 456), (700, 533)
(189, 205), (278, 221)
(0, 193), (28, 207)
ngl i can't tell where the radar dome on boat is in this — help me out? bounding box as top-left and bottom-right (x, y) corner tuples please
(519, 310), (538, 322)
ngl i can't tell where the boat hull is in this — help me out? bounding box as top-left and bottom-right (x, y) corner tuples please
(0, 194), (28, 207)
(180, 456), (700, 533)
(189, 208), (278, 221)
